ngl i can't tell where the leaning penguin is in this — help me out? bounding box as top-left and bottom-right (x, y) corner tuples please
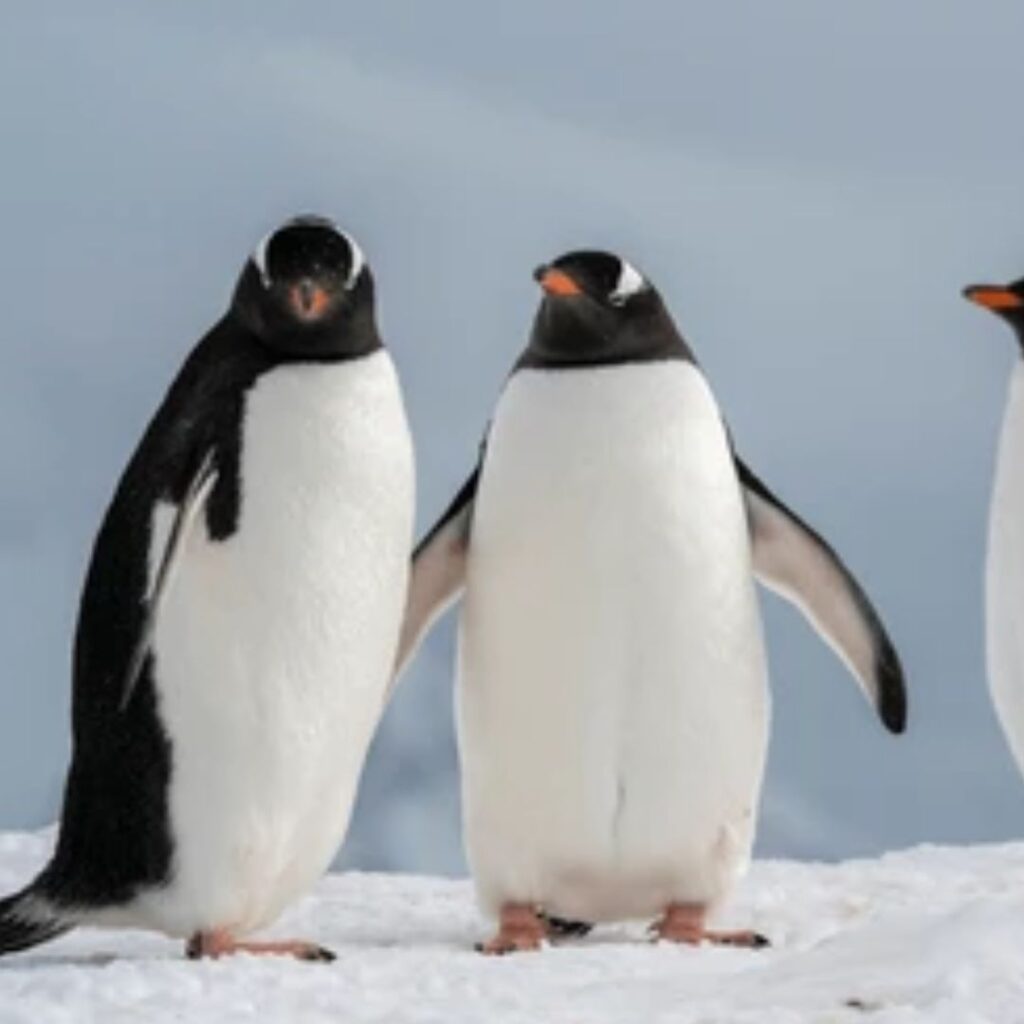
(964, 277), (1024, 780)
(0, 216), (414, 961)
(396, 250), (906, 954)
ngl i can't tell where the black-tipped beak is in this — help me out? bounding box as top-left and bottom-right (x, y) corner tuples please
(963, 284), (1023, 312)
(289, 278), (332, 321)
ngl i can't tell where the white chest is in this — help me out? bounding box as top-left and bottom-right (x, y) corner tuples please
(987, 363), (1024, 778)
(144, 351), (414, 936)
(458, 362), (769, 921)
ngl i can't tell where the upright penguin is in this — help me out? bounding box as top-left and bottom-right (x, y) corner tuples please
(398, 251), (905, 953)
(964, 277), (1024, 778)
(0, 216), (414, 960)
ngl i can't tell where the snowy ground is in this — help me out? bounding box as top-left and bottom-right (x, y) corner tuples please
(1, 831), (1023, 1023)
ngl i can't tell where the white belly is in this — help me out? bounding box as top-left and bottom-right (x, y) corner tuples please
(988, 363), (1024, 779)
(458, 363), (769, 923)
(141, 351), (413, 937)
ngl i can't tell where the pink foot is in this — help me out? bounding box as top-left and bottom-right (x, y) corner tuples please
(186, 930), (336, 962)
(476, 903), (547, 955)
(653, 903), (769, 949)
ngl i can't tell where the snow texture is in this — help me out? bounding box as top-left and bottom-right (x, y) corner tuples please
(1, 829), (1023, 1023)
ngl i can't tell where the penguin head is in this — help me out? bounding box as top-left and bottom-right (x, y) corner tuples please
(526, 250), (688, 366)
(963, 277), (1024, 346)
(232, 216), (378, 359)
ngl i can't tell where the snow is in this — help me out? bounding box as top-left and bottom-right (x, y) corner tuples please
(1, 830), (1024, 1023)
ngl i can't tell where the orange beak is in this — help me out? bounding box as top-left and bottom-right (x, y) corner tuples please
(963, 285), (1023, 311)
(289, 280), (332, 321)
(536, 267), (583, 297)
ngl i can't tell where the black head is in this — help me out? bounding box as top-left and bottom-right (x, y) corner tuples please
(231, 215), (380, 360)
(521, 250), (692, 368)
(963, 277), (1024, 351)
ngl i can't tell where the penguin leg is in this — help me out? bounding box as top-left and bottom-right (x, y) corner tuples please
(186, 930), (336, 962)
(476, 903), (548, 955)
(652, 903), (769, 949)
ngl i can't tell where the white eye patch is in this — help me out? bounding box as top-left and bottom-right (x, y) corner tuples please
(609, 259), (646, 306)
(251, 221), (366, 291)
(252, 230), (273, 288)
(339, 229), (365, 290)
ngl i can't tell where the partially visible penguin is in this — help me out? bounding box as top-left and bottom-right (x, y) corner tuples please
(964, 277), (1024, 778)
(396, 251), (906, 953)
(0, 216), (414, 960)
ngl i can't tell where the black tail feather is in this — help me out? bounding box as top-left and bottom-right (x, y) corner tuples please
(540, 912), (593, 939)
(0, 888), (72, 956)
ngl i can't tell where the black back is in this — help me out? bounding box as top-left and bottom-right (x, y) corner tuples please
(517, 250), (694, 370)
(36, 217), (380, 908)
(40, 323), (271, 904)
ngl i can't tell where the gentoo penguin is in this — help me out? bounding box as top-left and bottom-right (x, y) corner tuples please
(964, 277), (1024, 778)
(0, 216), (414, 961)
(396, 250), (905, 954)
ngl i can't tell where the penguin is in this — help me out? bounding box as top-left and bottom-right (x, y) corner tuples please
(964, 277), (1024, 779)
(396, 250), (906, 954)
(0, 215), (414, 961)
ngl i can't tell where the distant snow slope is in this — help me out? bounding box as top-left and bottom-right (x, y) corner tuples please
(1, 830), (1023, 1023)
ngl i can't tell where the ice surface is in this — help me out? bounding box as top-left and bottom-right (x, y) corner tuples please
(1, 829), (1023, 1023)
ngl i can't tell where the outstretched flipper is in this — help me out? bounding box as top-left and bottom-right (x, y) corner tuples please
(737, 458), (906, 734)
(120, 449), (218, 711)
(391, 467), (479, 689)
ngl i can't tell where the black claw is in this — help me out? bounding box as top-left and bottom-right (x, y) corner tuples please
(721, 931), (771, 949)
(301, 945), (337, 963)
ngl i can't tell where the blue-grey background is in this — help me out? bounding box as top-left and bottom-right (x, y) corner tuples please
(2, 2), (1023, 875)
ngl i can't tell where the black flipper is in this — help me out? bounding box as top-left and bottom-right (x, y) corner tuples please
(390, 465), (479, 692)
(737, 457), (906, 734)
(120, 448), (218, 711)
(0, 887), (72, 955)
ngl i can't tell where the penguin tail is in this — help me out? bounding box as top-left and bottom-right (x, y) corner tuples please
(540, 912), (593, 939)
(0, 886), (73, 956)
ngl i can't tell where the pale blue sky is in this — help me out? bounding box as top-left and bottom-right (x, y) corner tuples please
(2, 2), (1024, 873)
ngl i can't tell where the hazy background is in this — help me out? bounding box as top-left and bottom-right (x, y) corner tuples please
(2, 2), (1024, 875)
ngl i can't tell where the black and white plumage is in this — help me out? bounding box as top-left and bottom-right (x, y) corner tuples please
(0, 216), (414, 960)
(964, 278), (1024, 779)
(397, 250), (905, 949)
